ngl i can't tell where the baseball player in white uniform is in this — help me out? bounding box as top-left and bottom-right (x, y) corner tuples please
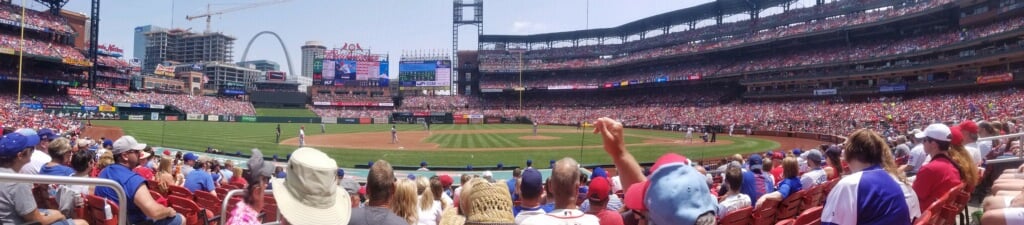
(299, 126), (306, 147)
(686, 126), (694, 143)
(729, 123), (735, 136)
(391, 125), (399, 144)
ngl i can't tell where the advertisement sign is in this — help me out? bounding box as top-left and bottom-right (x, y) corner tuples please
(207, 115), (220, 122)
(879, 84), (907, 93)
(548, 85), (574, 90)
(43, 104), (62, 110)
(413, 112), (430, 116)
(239, 116), (256, 122)
(340, 118), (359, 124)
(63, 58), (93, 67)
(67, 88), (91, 96)
(977, 73), (1014, 84)
(154, 64), (175, 77)
(187, 114), (204, 121)
(98, 105), (116, 112)
(687, 75), (701, 80)
(321, 117), (337, 124)
(20, 103), (42, 110)
(151, 112), (159, 121)
(359, 118), (372, 124)
(150, 104), (165, 109)
(813, 89), (838, 96)
(398, 60), (451, 87)
(378, 102), (395, 107)
(130, 103), (150, 108)
(128, 115), (144, 120)
(481, 89), (503, 93)
(469, 115), (484, 119)
(81, 106), (98, 112)
(313, 102), (331, 106)
(113, 102), (131, 107)
(266, 71), (287, 81)
(165, 116), (179, 121)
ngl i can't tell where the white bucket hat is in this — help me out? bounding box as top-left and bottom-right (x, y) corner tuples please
(271, 147), (351, 225)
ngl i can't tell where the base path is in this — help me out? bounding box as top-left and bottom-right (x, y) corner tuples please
(281, 129), (733, 151)
(81, 125), (124, 141)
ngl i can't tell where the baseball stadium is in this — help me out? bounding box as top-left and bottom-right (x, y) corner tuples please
(2, 0), (1024, 225)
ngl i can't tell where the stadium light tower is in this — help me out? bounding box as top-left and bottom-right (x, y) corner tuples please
(453, 0), (483, 95)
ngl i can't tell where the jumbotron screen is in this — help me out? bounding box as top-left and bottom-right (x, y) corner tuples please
(313, 59), (389, 86)
(398, 60), (451, 87)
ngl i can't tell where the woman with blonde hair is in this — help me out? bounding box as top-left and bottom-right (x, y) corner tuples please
(416, 177), (442, 225)
(155, 156), (177, 194)
(392, 179), (420, 225)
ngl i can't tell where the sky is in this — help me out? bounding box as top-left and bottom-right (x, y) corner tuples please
(51, 0), (818, 79)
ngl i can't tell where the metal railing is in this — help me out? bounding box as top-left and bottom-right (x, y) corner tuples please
(0, 173), (128, 225)
(220, 189), (280, 225)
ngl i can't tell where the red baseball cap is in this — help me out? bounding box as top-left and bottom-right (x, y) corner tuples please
(624, 153), (689, 211)
(439, 175), (454, 188)
(950, 126), (964, 146)
(959, 120), (979, 134)
(587, 177), (611, 202)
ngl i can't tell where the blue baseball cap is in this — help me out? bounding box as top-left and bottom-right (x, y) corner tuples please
(102, 139), (113, 148)
(591, 167), (608, 179)
(184, 153), (199, 161)
(13, 129), (40, 148)
(526, 159), (533, 166)
(407, 174), (416, 180)
(625, 153), (717, 225)
(337, 168), (345, 177)
(0, 133), (37, 157)
(420, 161), (427, 167)
(747, 154), (764, 171)
(792, 149), (802, 156)
(36, 128), (56, 141)
(520, 168), (543, 197)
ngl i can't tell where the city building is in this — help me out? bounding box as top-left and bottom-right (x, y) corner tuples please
(238, 60), (280, 72)
(301, 41), (325, 78)
(133, 25), (165, 66)
(143, 28), (234, 73)
(60, 10), (88, 49)
(201, 62), (261, 90)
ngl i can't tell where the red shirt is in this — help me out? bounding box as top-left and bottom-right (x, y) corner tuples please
(771, 165), (784, 185)
(589, 209), (624, 225)
(133, 166), (155, 181)
(230, 176), (248, 188)
(912, 154), (962, 208)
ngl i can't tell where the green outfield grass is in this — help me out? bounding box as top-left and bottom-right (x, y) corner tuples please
(91, 121), (779, 167)
(255, 108), (317, 117)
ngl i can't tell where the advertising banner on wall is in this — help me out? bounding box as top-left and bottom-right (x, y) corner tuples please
(128, 115), (144, 120)
(322, 117), (337, 124)
(187, 114), (204, 121)
(977, 73), (1014, 84)
(82, 106), (99, 112)
(151, 112), (159, 121)
(165, 115), (179, 121)
(150, 104), (165, 109)
(207, 115), (219, 122)
(879, 84), (907, 93)
(241, 116), (257, 122)
(98, 105), (116, 112)
(813, 89), (837, 96)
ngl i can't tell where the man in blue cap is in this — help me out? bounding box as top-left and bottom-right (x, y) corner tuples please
(417, 161), (429, 171)
(0, 133), (88, 225)
(526, 159), (533, 169)
(180, 152), (199, 175)
(18, 128), (55, 174)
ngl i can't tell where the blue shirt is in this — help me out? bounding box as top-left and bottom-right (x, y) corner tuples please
(776, 177), (802, 199)
(506, 178), (519, 201)
(183, 170), (216, 193)
(39, 164), (75, 177)
(822, 165), (911, 225)
(95, 164), (148, 223)
(740, 169), (775, 207)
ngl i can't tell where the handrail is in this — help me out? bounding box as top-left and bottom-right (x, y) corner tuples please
(0, 173), (128, 225)
(220, 189), (278, 225)
(979, 132), (1024, 142)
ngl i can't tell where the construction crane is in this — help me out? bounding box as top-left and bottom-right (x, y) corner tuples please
(186, 0), (291, 33)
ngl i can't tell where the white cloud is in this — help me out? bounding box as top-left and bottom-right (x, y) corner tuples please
(511, 21), (548, 34)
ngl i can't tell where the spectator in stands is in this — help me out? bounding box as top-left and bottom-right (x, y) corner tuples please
(418, 161), (429, 171)
(132, 147), (155, 181)
(904, 129), (926, 176)
(229, 167), (247, 188)
(392, 179), (419, 225)
(756, 156), (802, 206)
(180, 153), (197, 175)
(226, 149), (275, 225)
(349, 160), (408, 225)
(824, 145), (844, 180)
(270, 147), (351, 225)
(960, 120), (984, 167)
(93, 151), (113, 177)
(68, 149), (94, 194)
(428, 176), (450, 209)
(718, 165), (751, 215)
(182, 157), (216, 196)
(513, 168), (546, 222)
(822, 129), (911, 225)
(580, 167), (621, 212)
(948, 125), (981, 188)
(799, 149), (827, 188)
(453, 174), (472, 208)
(0, 132), (87, 225)
(741, 153), (775, 207)
(583, 176), (623, 225)
(220, 160), (235, 185)
(19, 128), (53, 174)
(912, 124), (964, 208)
(507, 168), (521, 201)
(94, 136), (184, 225)
(416, 177), (441, 225)
(155, 157), (175, 194)
(519, 158), (599, 225)
(39, 137), (74, 176)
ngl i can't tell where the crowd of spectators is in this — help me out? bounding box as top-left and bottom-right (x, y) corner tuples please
(96, 55), (130, 68)
(479, 0), (975, 74)
(311, 108), (393, 118)
(401, 96), (469, 111)
(0, 3), (74, 34)
(0, 93), (82, 134)
(0, 32), (84, 61)
(95, 90), (256, 116)
(312, 94), (391, 104)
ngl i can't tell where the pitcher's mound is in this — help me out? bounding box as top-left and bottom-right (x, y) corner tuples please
(519, 135), (561, 140)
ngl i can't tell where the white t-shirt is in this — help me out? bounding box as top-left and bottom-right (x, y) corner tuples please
(965, 143), (983, 166)
(299, 129), (305, 137)
(891, 174), (921, 221)
(514, 207), (547, 225)
(978, 140), (993, 159)
(800, 168), (828, 189)
(416, 199), (442, 225)
(518, 209), (599, 225)
(718, 193), (751, 216)
(907, 144), (927, 174)
(21, 149), (50, 174)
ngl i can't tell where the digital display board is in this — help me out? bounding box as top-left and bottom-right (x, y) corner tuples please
(314, 59), (388, 86)
(398, 60), (450, 87)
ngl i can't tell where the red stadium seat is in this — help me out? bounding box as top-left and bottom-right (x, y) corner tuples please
(168, 195), (215, 225)
(751, 198), (781, 225)
(85, 194), (119, 225)
(168, 185), (192, 199)
(193, 191), (223, 219)
(776, 190), (805, 220)
(719, 206), (752, 225)
(215, 187), (230, 200)
(799, 185), (823, 211)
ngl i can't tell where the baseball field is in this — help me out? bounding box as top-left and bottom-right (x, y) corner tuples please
(84, 120), (824, 167)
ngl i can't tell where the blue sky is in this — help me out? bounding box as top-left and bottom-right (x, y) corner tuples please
(50, 0), (816, 78)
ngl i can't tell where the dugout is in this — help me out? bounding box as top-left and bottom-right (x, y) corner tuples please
(252, 81), (307, 108)
(391, 112), (453, 124)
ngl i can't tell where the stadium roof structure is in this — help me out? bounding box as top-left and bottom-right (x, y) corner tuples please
(480, 0), (795, 43)
(33, 0), (69, 15)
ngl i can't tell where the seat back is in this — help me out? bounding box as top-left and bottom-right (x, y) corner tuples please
(194, 191), (222, 216)
(168, 195), (204, 225)
(800, 185), (823, 211)
(84, 194), (119, 225)
(751, 198), (781, 225)
(168, 185), (193, 199)
(793, 206), (823, 225)
(215, 187), (230, 200)
(263, 195), (278, 222)
(777, 190), (805, 219)
(720, 206), (753, 225)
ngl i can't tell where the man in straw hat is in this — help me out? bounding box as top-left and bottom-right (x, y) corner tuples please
(272, 147), (352, 225)
(452, 180), (517, 225)
(518, 157), (599, 225)
(348, 160), (407, 225)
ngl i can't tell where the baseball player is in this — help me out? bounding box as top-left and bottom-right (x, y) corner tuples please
(686, 126), (694, 143)
(391, 125), (399, 144)
(729, 123), (735, 136)
(299, 126), (306, 147)
(275, 124), (281, 143)
(321, 122), (326, 134)
(533, 122), (538, 136)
